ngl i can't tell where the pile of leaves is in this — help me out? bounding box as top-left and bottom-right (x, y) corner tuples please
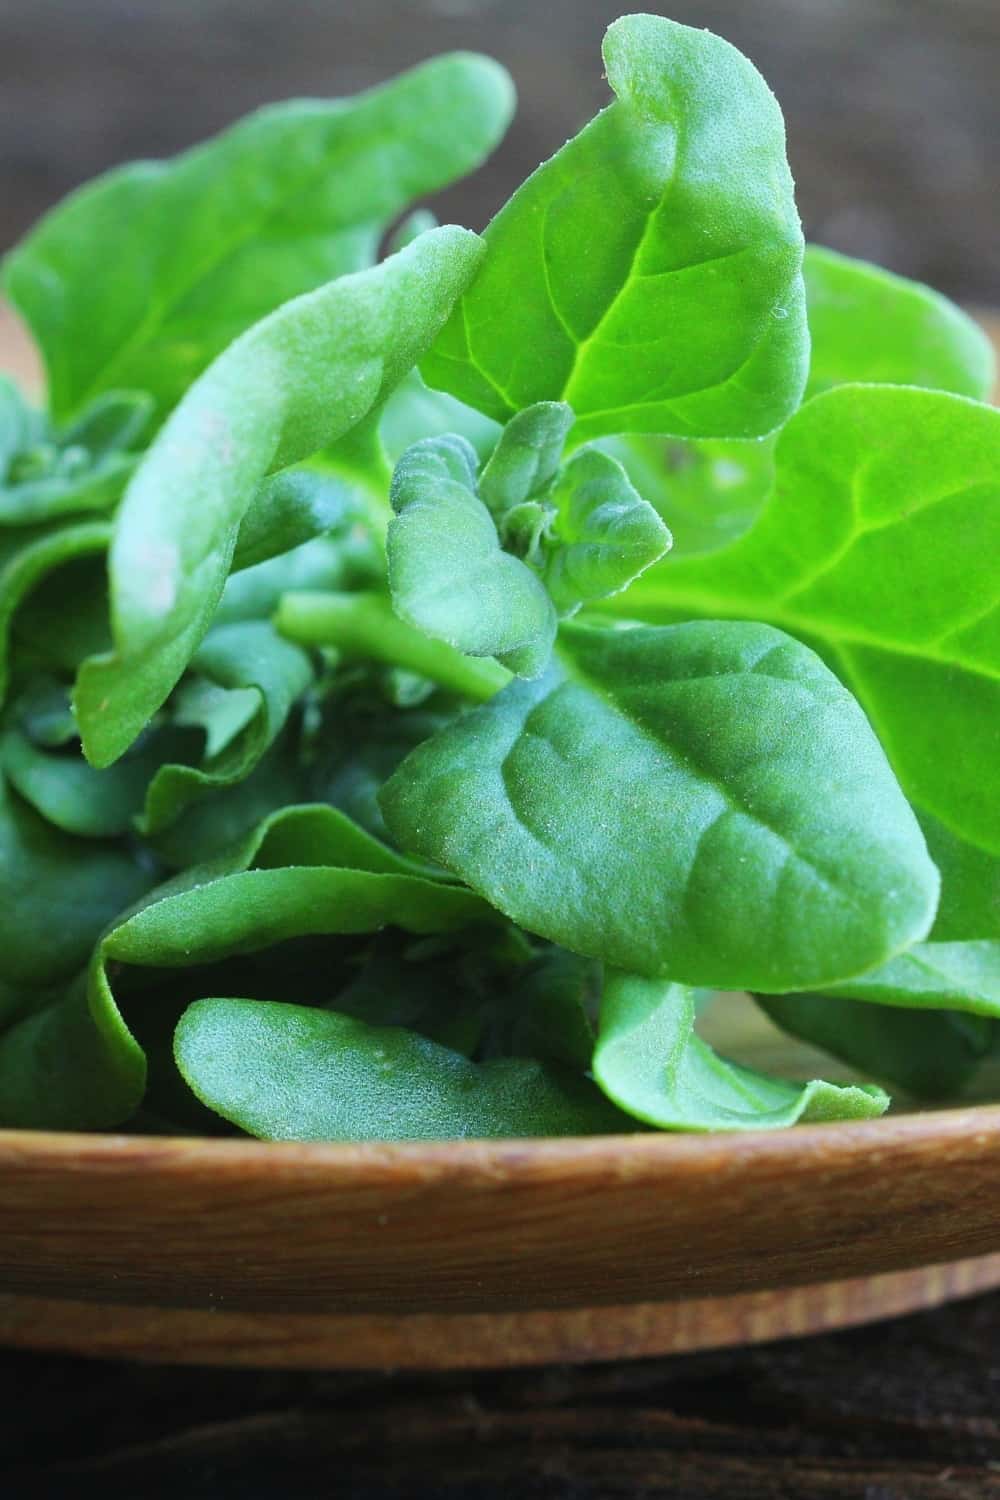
(1, 15), (997, 1138)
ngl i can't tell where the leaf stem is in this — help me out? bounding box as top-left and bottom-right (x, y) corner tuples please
(275, 591), (511, 703)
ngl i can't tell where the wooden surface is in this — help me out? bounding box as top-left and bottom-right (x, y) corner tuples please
(4, 1287), (1000, 1496)
(2, 1108), (1000, 1360)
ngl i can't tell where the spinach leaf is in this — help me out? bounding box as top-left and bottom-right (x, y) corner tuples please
(175, 997), (631, 1141)
(803, 245), (996, 400)
(380, 619), (937, 991)
(73, 226), (486, 768)
(593, 972), (887, 1130)
(0, 519), (111, 706)
(422, 15), (807, 441)
(139, 621), (313, 833)
(616, 386), (1000, 864)
(4, 55), (514, 424)
(757, 994), (995, 1101)
(387, 433), (557, 677)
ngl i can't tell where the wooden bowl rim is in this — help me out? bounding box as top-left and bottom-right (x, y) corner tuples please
(4, 1101), (1000, 1185)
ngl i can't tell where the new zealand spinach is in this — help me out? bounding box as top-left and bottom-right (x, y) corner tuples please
(0, 15), (995, 1137)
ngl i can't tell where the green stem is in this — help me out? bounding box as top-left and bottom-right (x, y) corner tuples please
(275, 591), (511, 703)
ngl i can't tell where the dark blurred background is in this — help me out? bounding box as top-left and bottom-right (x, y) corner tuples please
(0, 0), (998, 303)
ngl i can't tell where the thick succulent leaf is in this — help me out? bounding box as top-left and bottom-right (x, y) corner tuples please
(541, 447), (671, 612)
(3, 55), (514, 424)
(422, 15), (807, 441)
(175, 997), (631, 1141)
(380, 619), (938, 992)
(0, 774), (154, 989)
(0, 519), (110, 705)
(617, 386), (1000, 861)
(231, 469), (358, 572)
(73, 226), (485, 768)
(478, 401), (573, 518)
(757, 992), (995, 1101)
(593, 972), (887, 1130)
(803, 245), (996, 400)
(139, 621), (313, 833)
(387, 434), (556, 676)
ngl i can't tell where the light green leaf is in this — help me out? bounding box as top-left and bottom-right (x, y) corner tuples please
(74, 226), (486, 768)
(380, 368), (501, 465)
(3, 55), (514, 423)
(387, 434), (556, 677)
(380, 619), (938, 991)
(920, 811), (1000, 941)
(593, 972), (887, 1130)
(616, 386), (1000, 860)
(58, 389), (155, 457)
(139, 621), (313, 833)
(819, 940), (1000, 1019)
(479, 401), (573, 518)
(422, 15), (807, 441)
(175, 997), (632, 1141)
(231, 468), (358, 573)
(803, 245), (996, 400)
(541, 447), (671, 612)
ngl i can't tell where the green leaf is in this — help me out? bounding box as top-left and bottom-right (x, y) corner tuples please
(0, 376), (39, 470)
(616, 386), (1000, 861)
(73, 226), (486, 768)
(0, 721), (194, 837)
(0, 453), (137, 526)
(379, 368), (501, 465)
(757, 992), (994, 1101)
(803, 245), (996, 400)
(541, 448), (671, 612)
(0, 519), (110, 706)
(230, 469), (357, 573)
(920, 811), (1000, 941)
(594, 433), (772, 558)
(422, 15), (807, 441)
(478, 401), (573, 518)
(818, 939), (1000, 1019)
(175, 997), (631, 1141)
(0, 773), (154, 989)
(58, 389), (155, 457)
(215, 534), (380, 627)
(387, 434), (556, 677)
(3, 55), (514, 424)
(380, 619), (938, 991)
(0, 801), (490, 1128)
(139, 621), (313, 833)
(593, 972), (887, 1130)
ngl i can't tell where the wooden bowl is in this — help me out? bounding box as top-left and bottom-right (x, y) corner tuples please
(1, 313), (999, 1369)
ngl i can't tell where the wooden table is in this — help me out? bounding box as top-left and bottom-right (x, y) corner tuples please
(3, 1288), (999, 1496)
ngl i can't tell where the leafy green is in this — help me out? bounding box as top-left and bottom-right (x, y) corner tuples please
(175, 998), (633, 1141)
(616, 386), (1000, 863)
(0, 519), (111, 705)
(4, 54), (514, 424)
(74, 227), (486, 768)
(422, 14), (807, 441)
(381, 620), (937, 991)
(387, 433), (557, 677)
(594, 972), (887, 1130)
(803, 245), (996, 400)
